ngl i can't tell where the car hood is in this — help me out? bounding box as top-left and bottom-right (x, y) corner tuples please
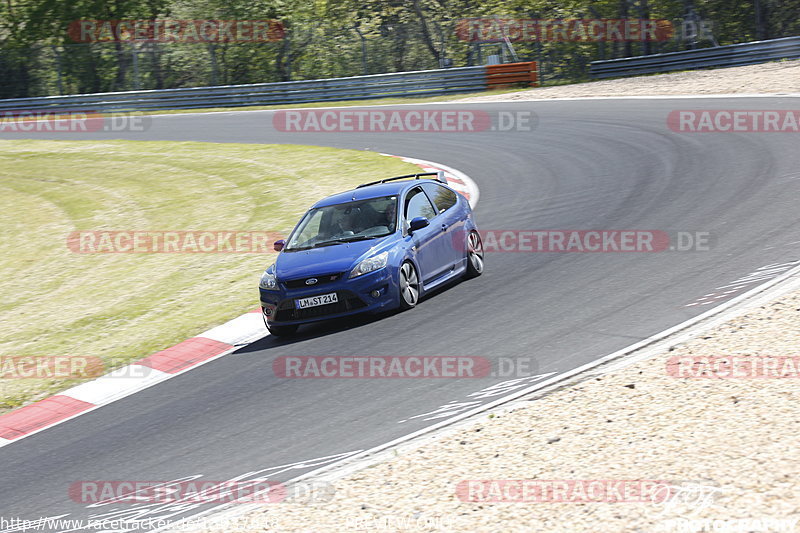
(275, 237), (394, 279)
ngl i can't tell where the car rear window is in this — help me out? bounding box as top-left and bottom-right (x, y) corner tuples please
(422, 182), (458, 214)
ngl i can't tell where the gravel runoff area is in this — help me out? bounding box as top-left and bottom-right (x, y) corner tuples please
(180, 66), (800, 533)
(456, 59), (800, 101)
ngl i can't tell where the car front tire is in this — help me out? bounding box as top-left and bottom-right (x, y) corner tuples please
(465, 230), (484, 279)
(398, 261), (420, 310)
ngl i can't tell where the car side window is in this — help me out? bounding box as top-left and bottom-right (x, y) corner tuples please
(405, 187), (437, 222)
(421, 183), (458, 214)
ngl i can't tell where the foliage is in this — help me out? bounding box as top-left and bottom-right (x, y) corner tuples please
(0, 0), (797, 97)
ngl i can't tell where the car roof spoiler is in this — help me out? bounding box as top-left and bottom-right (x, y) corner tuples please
(357, 171), (448, 188)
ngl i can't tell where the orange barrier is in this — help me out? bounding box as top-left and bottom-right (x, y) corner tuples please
(486, 61), (540, 88)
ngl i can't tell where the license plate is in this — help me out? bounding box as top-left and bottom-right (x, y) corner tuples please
(295, 292), (338, 309)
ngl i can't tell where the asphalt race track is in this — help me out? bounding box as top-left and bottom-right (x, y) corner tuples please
(2, 97), (800, 531)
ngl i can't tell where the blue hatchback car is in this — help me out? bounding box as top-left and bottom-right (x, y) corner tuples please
(259, 172), (484, 336)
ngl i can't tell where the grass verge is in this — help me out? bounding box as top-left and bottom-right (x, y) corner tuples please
(0, 140), (419, 413)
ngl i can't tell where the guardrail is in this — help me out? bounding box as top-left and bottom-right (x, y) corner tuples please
(0, 62), (539, 113)
(589, 36), (800, 79)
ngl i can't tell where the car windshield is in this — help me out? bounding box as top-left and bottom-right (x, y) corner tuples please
(285, 195), (398, 251)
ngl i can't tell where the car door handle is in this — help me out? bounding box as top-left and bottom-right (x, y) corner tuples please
(441, 224), (448, 231)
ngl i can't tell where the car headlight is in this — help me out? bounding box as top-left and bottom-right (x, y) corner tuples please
(350, 251), (388, 278)
(259, 264), (279, 290)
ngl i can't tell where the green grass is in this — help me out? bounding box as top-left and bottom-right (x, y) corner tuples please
(0, 140), (420, 412)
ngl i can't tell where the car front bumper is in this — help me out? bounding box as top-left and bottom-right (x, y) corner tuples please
(259, 268), (398, 326)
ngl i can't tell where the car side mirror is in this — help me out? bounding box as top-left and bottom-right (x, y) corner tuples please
(273, 239), (285, 252)
(409, 217), (430, 233)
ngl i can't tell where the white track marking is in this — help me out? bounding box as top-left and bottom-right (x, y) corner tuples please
(684, 261), (800, 307)
(199, 313), (268, 345)
(60, 366), (172, 406)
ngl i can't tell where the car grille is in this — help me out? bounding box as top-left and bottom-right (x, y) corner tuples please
(274, 291), (367, 321)
(283, 273), (342, 289)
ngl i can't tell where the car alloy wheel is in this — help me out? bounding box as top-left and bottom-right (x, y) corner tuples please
(399, 261), (420, 309)
(465, 230), (484, 278)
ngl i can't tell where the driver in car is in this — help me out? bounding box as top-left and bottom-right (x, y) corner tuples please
(381, 201), (397, 232)
(359, 201), (397, 233)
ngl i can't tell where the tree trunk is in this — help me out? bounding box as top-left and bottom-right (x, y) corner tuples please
(619, 0), (632, 57)
(639, 0), (651, 55)
(411, 0), (440, 65)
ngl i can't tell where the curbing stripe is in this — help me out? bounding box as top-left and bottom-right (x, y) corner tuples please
(137, 337), (234, 374)
(0, 343), (245, 446)
(60, 366), (172, 406)
(0, 396), (94, 440)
